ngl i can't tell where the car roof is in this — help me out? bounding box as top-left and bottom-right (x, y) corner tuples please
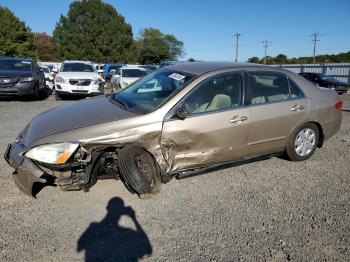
(166, 61), (264, 75)
(106, 63), (124, 66)
(63, 60), (92, 64)
(0, 57), (34, 62)
(121, 66), (147, 71)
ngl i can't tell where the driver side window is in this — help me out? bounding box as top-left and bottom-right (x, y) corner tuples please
(183, 73), (243, 116)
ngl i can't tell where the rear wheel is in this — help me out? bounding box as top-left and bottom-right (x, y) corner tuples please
(118, 146), (161, 198)
(286, 123), (319, 161)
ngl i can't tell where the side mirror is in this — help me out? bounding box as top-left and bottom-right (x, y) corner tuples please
(174, 107), (187, 120)
(110, 69), (117, 76)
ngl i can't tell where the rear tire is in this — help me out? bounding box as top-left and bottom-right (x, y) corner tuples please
(286, 123), (319, 161)
(32, 83), (40, 100)
(118, 146), (161, 198)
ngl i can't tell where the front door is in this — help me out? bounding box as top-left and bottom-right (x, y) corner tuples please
(161, 72), (250, 172)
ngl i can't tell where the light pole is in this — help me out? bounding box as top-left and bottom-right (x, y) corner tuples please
(311, 33), (321, 64)
(262, 40), (271, 64)
(234, 33), (241, 62)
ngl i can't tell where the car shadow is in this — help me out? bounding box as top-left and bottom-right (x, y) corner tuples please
(77, 197), (152, 262)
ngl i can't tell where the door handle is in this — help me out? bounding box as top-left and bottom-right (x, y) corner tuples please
(230, 115), (248, 123)
(291, 104), (305, 112)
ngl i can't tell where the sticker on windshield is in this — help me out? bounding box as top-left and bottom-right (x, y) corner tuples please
(168, 73), (185, 81)
(22, 61), (31, 64)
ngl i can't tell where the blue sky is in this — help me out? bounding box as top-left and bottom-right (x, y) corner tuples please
(1, 0), (350, 61)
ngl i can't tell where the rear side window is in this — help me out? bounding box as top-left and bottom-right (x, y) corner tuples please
(288, 79), (304, 99)
(246, 73), (303, 106)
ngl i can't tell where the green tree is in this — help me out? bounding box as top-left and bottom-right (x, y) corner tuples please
(248, 56), (260, 63)
(53, 0), (133, 63)
(274, 54), (287, 64)
(0, 7), (38, 58)
(138, 28), (184, 64)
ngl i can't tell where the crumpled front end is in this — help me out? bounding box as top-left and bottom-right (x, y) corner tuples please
(4, 142), (47, 196)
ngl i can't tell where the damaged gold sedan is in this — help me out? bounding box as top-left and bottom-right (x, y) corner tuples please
(4, 62), (342, 198)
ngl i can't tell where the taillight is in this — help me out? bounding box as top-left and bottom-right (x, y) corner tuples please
(335, 101), (343, 110)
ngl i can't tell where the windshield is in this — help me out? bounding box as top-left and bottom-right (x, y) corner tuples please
(121, 69), (147, 78)
(0, 60), (32, 71)
(113, 70), (194, 114)
(61, 63), (95, 72)
(42, 67), (50, 73)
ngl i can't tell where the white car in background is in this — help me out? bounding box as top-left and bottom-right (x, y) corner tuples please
(111, 65), (148, 90)
(55, 61), (104, 100)
(41, 66), (54, 90)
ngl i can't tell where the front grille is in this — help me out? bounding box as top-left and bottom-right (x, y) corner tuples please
(0, 77), (19, 88)
(69, 79), (91, 86)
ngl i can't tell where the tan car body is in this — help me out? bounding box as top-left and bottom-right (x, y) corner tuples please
(5, 62), (342, 195)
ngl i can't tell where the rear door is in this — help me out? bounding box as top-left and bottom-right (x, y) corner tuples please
(245, 71), (309, 157)
(161, 72), (250, 172)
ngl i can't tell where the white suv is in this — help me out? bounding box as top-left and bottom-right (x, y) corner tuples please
(55, 61), (104, 100)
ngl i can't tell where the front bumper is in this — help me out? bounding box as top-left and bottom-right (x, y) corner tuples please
(4, 143), (46, 196)
(0, 81), (36, 96)
(4, 141), (92, 196)
(55, 82), (102, 94)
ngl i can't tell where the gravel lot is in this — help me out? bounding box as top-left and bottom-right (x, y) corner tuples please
(0, 94), (349, 261)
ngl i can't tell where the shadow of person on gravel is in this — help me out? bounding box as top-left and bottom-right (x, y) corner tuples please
(77, 197), (152, 262)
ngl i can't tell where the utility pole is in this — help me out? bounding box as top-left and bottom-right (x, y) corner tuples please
(311, 33), (321, 64)
(234, 33), (241, 62)
(262, 40), (271, 64)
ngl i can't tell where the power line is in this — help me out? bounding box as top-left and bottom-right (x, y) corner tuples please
(262, 40), (271, 64)
(234, 33), (241, 62)
(311, 33), (321, 64)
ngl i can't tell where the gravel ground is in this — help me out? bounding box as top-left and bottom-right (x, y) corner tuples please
(0, 94), (349, 261)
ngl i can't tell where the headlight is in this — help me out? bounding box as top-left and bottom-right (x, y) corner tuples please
(25, 142), (79, 165)
(94, 78), (102, 85)
(20, 77), (34, 82)
(55, 77), (65, 84)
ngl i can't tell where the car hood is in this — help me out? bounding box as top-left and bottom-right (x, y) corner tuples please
(57, 72), (100, 80)
(21, 95), (138, 146)
(0, 70), (33, 78)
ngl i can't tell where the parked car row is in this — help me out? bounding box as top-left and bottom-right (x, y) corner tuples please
(2, 57), (348, 100)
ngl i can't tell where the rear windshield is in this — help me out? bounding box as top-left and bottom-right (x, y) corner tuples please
(0, 60), (32, 71)
(121, 69), (148, 78)
(61, 63), (95, 72)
